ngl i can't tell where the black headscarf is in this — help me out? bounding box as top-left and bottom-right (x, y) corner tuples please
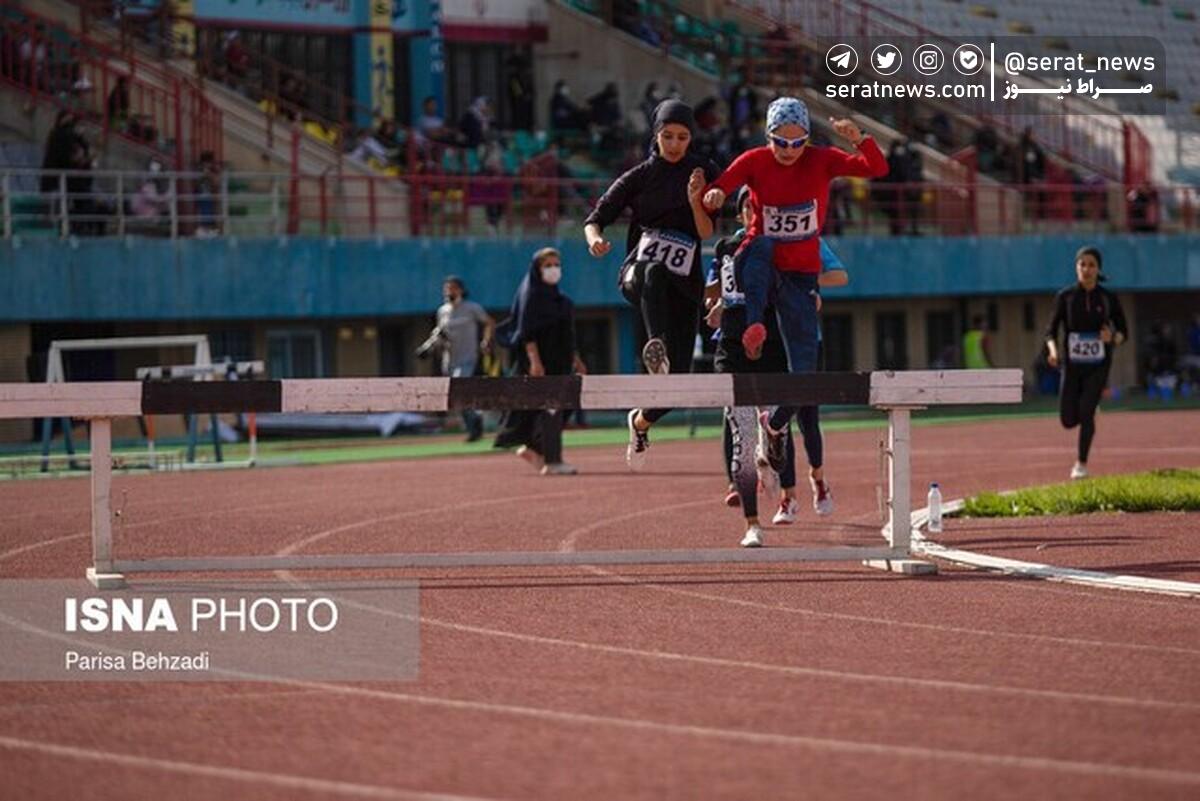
(649, 99), (697, 158)
(498, 252), (573, 349)
(652, 99), (696, 135)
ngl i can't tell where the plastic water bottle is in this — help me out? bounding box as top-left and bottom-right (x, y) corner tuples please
(927, 483), (943, 533)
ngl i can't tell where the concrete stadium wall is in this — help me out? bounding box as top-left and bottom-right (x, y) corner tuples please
(4, 234), (1195, 321)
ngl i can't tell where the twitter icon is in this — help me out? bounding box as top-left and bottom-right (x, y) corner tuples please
(871, 44), (902, 75)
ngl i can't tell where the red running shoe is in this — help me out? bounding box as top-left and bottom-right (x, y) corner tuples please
(742, 323), (767, 360)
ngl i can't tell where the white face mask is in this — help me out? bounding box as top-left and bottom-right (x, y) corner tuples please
(541, 266), (562, 285)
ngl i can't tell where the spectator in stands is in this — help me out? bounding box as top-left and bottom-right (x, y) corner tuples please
(127, 113), (158, 145)
(1127, 182), (1161, 233)
(18, 23), (48, 92)
(194, 151), (221, 238)
(222, 31), (249, 91)
(414, 95), (456, 167)
(881, 139), (920, 236)
(41, 111), (83, 194)
(550, 80), (588, 134)
(458, 96), (491, 150)
(692, 96), (725, 166)
(1015, 126), (1045, 184)
(640, 83), (663, 134)
(350, 119), (402, 167)
(278, 75), (305, 121)
(130, 158), (170, 236)
(505, 52), (534, 130)
(926, 111), (952, 149)
(479, 142), (508, 233)
(726, 75), (759, 153)
(588, 82), (622, 130)
(588, 82), (624, 156)
(973, 125), (1001, 176)
(107, 75), (131, 129)
(825, 178), (851, 235)
(1015, 126), (1046, 218)
(493, 248), (585, 475)
(416, 96), (450, 143)
(374, 119), (402, 162)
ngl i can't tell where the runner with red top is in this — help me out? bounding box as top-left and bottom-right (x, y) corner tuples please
(702, 97), (887, 481)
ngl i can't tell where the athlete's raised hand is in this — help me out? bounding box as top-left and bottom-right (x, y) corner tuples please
(830, 117), (864, 145)
(702, 187), (726, 212)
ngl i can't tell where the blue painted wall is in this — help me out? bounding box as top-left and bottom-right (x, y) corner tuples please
(1, 234), (1196, 322)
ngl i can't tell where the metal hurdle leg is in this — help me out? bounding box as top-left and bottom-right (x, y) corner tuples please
(864, 406), (937, 576)
(85, 419), (126, 589)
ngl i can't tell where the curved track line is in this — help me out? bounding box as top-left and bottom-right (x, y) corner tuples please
(0, 735), (499, 801)
(277, 502), (1200, 711)
(557, 503), (1200, 657)
(912, 500), (1200, 599)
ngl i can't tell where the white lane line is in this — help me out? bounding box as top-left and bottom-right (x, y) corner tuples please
(276, 502), (1200, 712)
(913, 500), (1200, 599)
(0, 735), (499, 801)
(0, 689), (329, 714)
(556, 502), (1200, 658)
(255, 682), (1200, 787)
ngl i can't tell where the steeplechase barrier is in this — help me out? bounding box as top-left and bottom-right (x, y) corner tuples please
(0, 370), (1023, 588)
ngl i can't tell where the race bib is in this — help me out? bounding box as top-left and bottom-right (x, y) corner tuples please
(1068, 332), (1104, 364)
(719, 255), (744, 306)
(636, 229), (697, 276)
(763, 200), (818, 242)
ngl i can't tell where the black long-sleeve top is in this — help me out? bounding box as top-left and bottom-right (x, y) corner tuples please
(583, 152), (720, 283)
(1044, 283), (1128, 367)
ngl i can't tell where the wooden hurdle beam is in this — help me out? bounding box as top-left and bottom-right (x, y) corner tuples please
(0, 371), (1023, 587)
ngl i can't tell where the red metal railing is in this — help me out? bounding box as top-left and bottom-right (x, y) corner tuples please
(0, 4), (222, 167)
(4, 165), (1194, 240)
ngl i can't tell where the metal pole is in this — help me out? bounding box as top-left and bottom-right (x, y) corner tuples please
(85, 418), (122, 588)
(887, 407), (912, 553)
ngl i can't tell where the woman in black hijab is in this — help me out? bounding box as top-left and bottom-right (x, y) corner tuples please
(493, 247), (586, 475)
(583, 98), (719, 471)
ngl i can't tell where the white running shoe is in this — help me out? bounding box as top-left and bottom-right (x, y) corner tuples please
(626, 409), (650, 472)
(812, 478), (834, 516)
(516, 445), (544, 471)
(740, 525), (764, 548)
(541, 462), (578, 476)
(1070, 462), (1088, 480)
(772, 497), (800, 525)
(642, 337), (670, 375)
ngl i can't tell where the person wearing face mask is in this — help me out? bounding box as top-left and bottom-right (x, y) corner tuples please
(428, 276), (494, 442)
(1044, 246), (1128, 480)
(493, 248), (586, 475)
(583, 99), (720, 471)
(702, 98), (887, 481)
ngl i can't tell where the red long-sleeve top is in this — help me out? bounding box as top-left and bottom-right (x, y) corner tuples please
(709, 138), (888, 273)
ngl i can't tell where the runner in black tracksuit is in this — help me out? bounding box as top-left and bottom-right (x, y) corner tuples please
(1044, 246), (1128, 479)
(584, 99), (720, 471)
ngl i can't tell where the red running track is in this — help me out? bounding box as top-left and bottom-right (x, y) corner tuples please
(0, 409), (1198, 800)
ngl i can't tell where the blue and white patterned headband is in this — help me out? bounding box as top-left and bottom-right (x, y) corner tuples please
(765, 97), (810, 134)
